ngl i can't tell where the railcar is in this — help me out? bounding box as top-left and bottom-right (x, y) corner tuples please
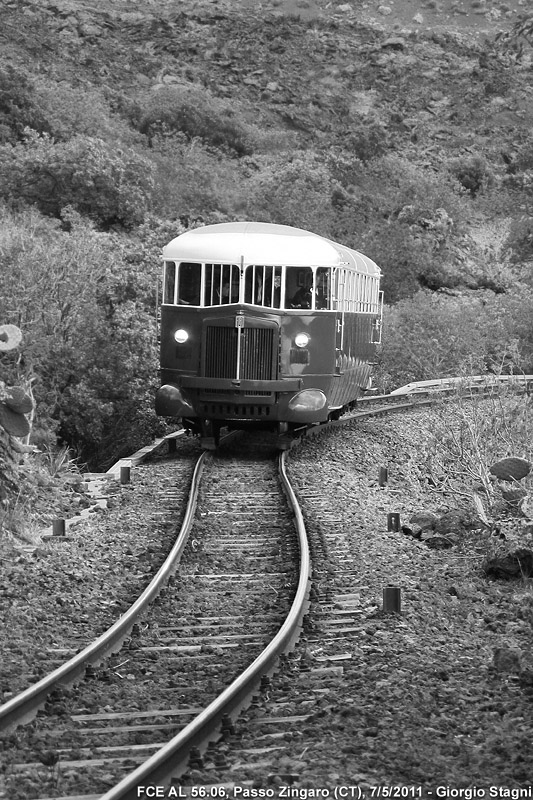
(155, 221), (383, 447)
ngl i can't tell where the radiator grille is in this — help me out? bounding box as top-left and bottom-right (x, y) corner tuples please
(204, 325), (276, 380)
(200, 403), (272, 418)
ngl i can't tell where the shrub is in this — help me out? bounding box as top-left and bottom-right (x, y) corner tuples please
(0, 66), (48, 143)
(149, 131), (244, 218)
(31, 79), (140, 145)
(344, 117), (390, 163)
(241, 151), (340, 235)
(505, 215), (533, 263)
(376, 289), (532, 392)
(413, 388), (532, 530)
(0, 130), (155, 228)
(0, 204), (166, 468)
(330, 156), (467, 301)
(359, 222), (448, 302)
(137, 85), (254, 155)
(447, 155), (492, 197)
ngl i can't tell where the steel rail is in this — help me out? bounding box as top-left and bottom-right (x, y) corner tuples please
(97, 451), (312, 800)
(0, 452), (208, 734)
(304, 377), (533, 442)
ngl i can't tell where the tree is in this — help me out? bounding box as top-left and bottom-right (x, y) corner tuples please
(242, 151), (340, 236)
(0, 204), (166, 468)
(0, 130), (155, 228)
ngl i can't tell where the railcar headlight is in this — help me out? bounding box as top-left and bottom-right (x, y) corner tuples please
(288, 389), (327, 412)
(174, 329), (189, 344)
(294, 332), (310, 348)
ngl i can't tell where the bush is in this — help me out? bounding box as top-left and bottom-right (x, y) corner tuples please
(241, 151), (340, 235)
(376, 289), (532, 392)
(344, 117), (390, 163)
(0, 204), (167, 468)
(447, 155), (492, 197)
(0, 66), (48, 143)
(505, 216), (533, 263)
(0, 130), (155, 228)
(149, 131), (244, 218)
(330, 156), (467, 301)
(31, 79), (140, 145)
(137, 85), (254, 155)
(360, 222), (449, 302)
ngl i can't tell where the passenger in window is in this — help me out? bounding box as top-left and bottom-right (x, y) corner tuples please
(221, 281), (230, 303)
(221, 275), (240, 303)
(273, 275), (282, 306)
(265, 274), (282, 307)
(290, 285), (312, 309)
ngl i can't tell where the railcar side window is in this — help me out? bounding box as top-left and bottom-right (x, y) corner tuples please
(315, 267), (331, 310)
(205, 263), (240, 305)
(286, 267), (313, 309)
(177, 262), (201, 305)
(245, 266), (282, 308)
(163, 261), (176, 304)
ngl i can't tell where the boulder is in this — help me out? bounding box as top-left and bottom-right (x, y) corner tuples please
(381, 38), (406, 51)
(401, 523), (422, 539)
(409, 510), (439, 531)
(424, 534), (457, 549)
(489, 457), (531, 482)
(492, 646), (522, 674)
(434, 509), (478, 535)
(500, 487), (528, 507)
(483, 547), (533, 579)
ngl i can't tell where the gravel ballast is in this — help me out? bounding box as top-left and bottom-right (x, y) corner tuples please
(1, 400), (532, 794)
(276, 405), (533, 791)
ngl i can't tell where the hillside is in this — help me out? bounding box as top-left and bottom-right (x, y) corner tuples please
(0, 0), (533, 479)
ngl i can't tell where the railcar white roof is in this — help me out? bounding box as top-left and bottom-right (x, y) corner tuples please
(163, 221), (380, 276)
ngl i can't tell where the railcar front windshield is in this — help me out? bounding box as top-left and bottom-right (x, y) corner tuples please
(163, 261), (336, 309)
(163, 260), (377, 313)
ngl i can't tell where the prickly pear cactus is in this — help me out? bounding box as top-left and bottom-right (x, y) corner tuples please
(0, 324), (34, 511)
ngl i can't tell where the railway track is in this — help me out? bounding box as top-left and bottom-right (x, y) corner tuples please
(1, 379), (530, 798)
(0, 434), (310, 799)
(176, 385), (533, 790)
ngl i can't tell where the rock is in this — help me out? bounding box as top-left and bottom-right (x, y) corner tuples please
(483, 547), (533, 579)
(409, 510), (439, 531)
(424, 535), (455, 549)
(401, 523), (422, 539)
(434, 509), (477, 536)
(377, 6), (393, 15)
(500, 487), (528, 507)
(381, 37), (406, 51)
(492, 646), (522, 674)
(412, 13), (424, 24)
(489, 457), (531, 482)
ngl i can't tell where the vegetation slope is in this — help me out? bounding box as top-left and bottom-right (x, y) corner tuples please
(1, 0), (533, 474)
